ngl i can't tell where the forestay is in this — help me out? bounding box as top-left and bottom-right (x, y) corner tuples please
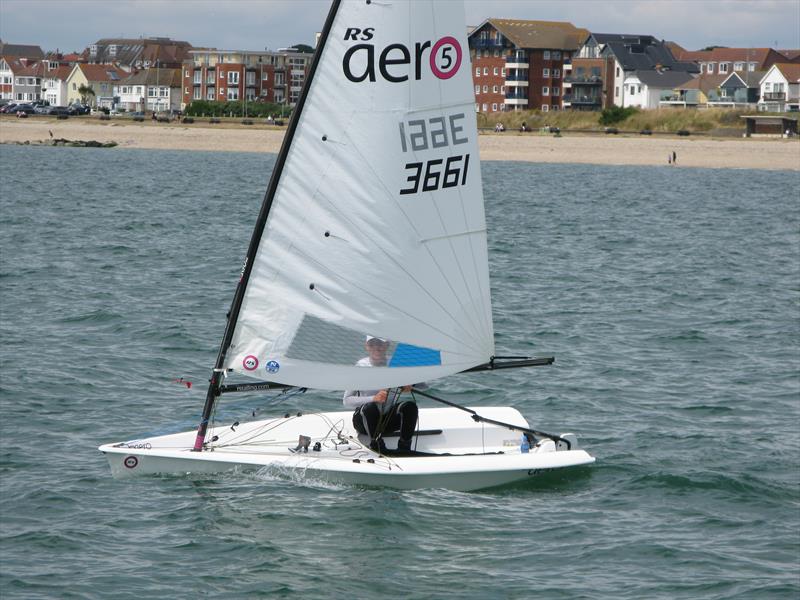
(225, 0), (494, 390)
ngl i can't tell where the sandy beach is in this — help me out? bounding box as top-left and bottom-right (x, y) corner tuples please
(1, 116), (798, 170)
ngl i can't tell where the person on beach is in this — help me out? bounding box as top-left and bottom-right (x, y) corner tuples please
(673, 151), (677, 165)
(343, 336), (419, 453)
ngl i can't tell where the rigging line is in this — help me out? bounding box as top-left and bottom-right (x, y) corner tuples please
(411, 388), (572, 450)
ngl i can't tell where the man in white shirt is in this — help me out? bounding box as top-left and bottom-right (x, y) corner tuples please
(343, 336), (418, 453)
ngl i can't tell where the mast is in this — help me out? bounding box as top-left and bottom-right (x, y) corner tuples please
(192, 0), (343, 451)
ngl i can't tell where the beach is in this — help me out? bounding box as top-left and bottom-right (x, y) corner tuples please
(1, 116), (798, 170)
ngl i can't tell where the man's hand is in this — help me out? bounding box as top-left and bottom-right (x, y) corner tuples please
(374, 389), (388, 404)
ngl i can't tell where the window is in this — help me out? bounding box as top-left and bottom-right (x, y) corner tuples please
(615, 86), (619, 97)
(553, 51), (561, 59)
(501, 68), (506, 77)
(193, 88), (201, 100)
(707, 63), (715, 73)
(493, 85), (498, 93)
(493, 49), (499, 57)
(475, 85), (480, 94)
(719, 63), (728, 74)
(543, 51), (551, 60)
(734, 62), (744, 71)
(543, 68), (550, 77)
(542, 86), (549, 95)
(483, 85), (488, 93)
(553, 69), (560, 78)
(493, 67), (498, 75)
(482, 103), (487, 111)
(220, 71), (225, 79)
(228, 72), (239, 85)
(108, 45), (117, 57)
(475, 103), (480, 112)
(748, 63), (756, 72)
(262, 72), (269, 81)
(246, 72), (255, 85)
(475, 67), (480, 77)
(483, 67), (488, 75)
(542, 104), (549, 111)
(500, 86), (505, 93)
(492, 103), (498, 111)
(206, 89), (215, 100)
(552, 87), (560, 96)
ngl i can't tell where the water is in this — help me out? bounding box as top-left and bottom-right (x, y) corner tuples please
(1, 145), (798, 599)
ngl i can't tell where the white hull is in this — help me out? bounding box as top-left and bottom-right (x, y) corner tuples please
(99, 407), (594, 492)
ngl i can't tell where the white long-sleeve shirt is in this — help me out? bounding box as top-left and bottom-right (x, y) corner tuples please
(342, 357), (427, 408)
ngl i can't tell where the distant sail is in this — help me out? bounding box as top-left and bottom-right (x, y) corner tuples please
(225, 0), (494, 390)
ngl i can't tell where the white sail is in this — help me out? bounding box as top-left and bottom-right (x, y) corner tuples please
(225, 0), (494, 390)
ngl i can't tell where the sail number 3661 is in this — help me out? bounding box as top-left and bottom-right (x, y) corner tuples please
(400, 155), (469, 195)
(398, 112), (470, 195)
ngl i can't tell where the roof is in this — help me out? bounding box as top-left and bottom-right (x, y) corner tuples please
(778, 49), (800, 62)
(2, 56), (44, 74)
(676, 73), (727, 92)
(634, 70), (696, 88)
(603, 39), (698, 73)
(75, 63), (127, 82)
(85, 38), (192, 67)
(720, 70), (765, 87)
(0, 42), (44, 60)
(44, 65), (73, 81)
(472, 19), (589, 51)
(672, 47), (778, 70)
(773, 63), (800, 81)
(119, 68), (182, 87)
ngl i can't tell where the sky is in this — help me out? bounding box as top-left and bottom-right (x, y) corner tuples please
(1, 0), (799, 54)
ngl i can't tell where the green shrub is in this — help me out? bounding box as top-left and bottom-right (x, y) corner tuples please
(599, 106), (638, 125)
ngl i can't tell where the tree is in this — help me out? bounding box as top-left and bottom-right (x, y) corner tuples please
(291, 43), (315, 54)
(77, 84), (95, 105)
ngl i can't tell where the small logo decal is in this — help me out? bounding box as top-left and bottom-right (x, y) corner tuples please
(430, 36), (462, 80)
(243, 355), (259, 371)
(266, 360), (280, 374)
(123, 456), (139, 469)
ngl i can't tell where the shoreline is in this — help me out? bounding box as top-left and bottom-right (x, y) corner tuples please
(1, 117), (798, 170)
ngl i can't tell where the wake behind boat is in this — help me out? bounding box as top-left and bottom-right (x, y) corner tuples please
(99, 0), (595, 490)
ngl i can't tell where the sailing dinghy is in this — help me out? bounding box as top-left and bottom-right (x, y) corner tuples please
(99, 0), (595, 491)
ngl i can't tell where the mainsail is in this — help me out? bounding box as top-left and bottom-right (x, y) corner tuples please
(225, 0), (493, 391)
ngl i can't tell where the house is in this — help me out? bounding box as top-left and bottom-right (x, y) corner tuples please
(716, 71), (764, 107)
(83, 38), (192, 71)
(181, 48), (312, 110)
(468, 19), (589, 113)
(660, 73), (727, 107)
(115, 68), (182, 112)
(575, 33), (698, 108)
(672, 47), (785, 76)
(1, 57), (45, 102)
(623, 69), (695, 108)
(65, 63), (127, 107)
(758, 63), (800, 112)
(41, 65), (72, 106)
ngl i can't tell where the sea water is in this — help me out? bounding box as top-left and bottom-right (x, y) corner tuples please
(0, 145), (798, 599)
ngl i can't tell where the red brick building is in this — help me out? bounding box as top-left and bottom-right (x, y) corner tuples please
(181, 49), (312, 110)
(468, 19), (588, 114)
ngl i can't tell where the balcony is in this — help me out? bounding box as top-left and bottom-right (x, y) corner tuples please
(563, 94), (601, 105)
(505, 55), (529, 69)
(763, 92), (786, 101)
(564, 75), (603, 84)
(472, 38), (504, 49)
(505, 90), (528, 100)
(504, 97), (528, 106)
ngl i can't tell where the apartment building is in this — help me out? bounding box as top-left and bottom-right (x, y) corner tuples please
(181, 48), (312, 109)
(468, 19), (588, 113)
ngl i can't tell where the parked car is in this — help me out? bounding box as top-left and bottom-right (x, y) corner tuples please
(0, 102), (19, 114)
(14, 103), (36, 115)
(68, 103), (90, 115)
(47, 106), (70, 116)
(34, 104), (52, 114)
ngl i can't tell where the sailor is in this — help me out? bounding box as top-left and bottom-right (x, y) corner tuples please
(343, 336), (419, 453)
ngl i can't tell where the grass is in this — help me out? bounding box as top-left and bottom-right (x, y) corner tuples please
(477, 107), (780, 134)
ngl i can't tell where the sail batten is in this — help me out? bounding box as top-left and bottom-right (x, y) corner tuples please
(225, 0), (494, 390)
